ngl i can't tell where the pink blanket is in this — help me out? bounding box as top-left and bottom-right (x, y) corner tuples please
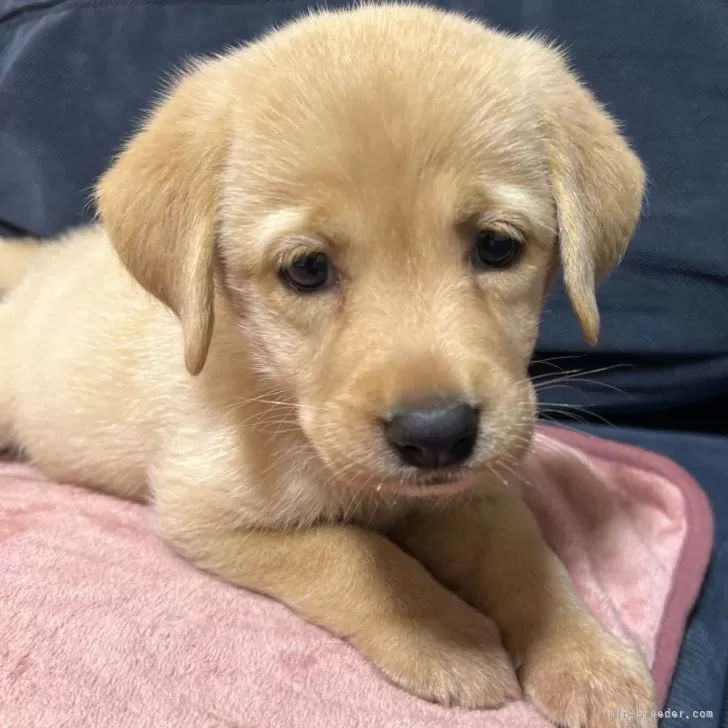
(0, 427), (712, 727)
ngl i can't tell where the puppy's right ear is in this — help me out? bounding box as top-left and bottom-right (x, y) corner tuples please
(96, 58), (232, 375)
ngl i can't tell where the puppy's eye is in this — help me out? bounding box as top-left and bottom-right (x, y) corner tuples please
(472, 229), (522, 270)
(279, 252), (337, 293)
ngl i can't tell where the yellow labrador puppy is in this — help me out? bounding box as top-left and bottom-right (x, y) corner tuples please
(0, 4), (654, 726)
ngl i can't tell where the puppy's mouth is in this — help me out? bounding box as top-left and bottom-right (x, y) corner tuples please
(373, 466), (483, 498)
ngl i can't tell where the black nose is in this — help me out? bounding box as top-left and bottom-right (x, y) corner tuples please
(384, 399), (480, 470)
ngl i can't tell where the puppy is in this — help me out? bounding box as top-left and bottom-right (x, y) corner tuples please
(0, 4), (655, 726)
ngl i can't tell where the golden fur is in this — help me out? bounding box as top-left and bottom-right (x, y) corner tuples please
(0, 5), (654, 725)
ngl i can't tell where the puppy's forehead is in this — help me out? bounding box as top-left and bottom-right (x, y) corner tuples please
(225, 7), (550, 215)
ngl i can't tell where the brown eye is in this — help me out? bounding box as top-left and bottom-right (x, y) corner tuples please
(279, 252), (337, 293)
(472, 230), (522, 269)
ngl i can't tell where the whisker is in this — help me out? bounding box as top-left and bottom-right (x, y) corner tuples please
(539, 404), (614, 428)
(531, 363), (631, 388)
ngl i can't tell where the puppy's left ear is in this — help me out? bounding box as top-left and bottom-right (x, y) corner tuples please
(526, 43), (646, 344)
(96, 57), (233, 374)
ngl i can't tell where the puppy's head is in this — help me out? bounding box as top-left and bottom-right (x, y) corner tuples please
(97, 5), (644, 496)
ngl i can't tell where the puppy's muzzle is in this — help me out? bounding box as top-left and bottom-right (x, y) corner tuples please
(382, 398), (480, 470)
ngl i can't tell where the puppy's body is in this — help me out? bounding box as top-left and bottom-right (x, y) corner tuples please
(0, 5), (655, 726)
(2, 229), (165, 500)
(0, 229), (399, 531)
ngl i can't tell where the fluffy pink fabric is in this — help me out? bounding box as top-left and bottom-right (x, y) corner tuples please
(0, 428), (712, 728)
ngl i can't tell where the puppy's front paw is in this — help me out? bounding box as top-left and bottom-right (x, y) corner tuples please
(365, 606), (521, 709)
(520, 625), (656, 727)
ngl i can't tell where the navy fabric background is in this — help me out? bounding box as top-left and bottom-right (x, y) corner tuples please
(1, 1), (727, 723)
(1, 0), (727, 425)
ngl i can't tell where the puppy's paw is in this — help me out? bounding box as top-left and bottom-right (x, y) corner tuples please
(366, 607), (521, 709)
(520, 625), (657, 727)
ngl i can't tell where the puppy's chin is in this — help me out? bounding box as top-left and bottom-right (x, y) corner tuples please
(302, 434), (471, 498)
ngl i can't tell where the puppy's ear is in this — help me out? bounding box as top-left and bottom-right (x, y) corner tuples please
(528, 44), (645, 344)
(96, 59), (232, 374)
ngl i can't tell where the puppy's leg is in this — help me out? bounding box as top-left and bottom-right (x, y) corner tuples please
(0, 299), (17, 452)
(392, 491), (656, 727)
(155, 485), (520, 709)
(0, 237), (47, 452)
(0, 237), (44, 295)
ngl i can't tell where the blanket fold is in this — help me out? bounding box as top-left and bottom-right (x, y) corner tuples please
(0, 427), (713, 728)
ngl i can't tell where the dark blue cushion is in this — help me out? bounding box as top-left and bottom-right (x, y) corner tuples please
(1, 0), (727, 426)
(1, 7), (726, 719)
